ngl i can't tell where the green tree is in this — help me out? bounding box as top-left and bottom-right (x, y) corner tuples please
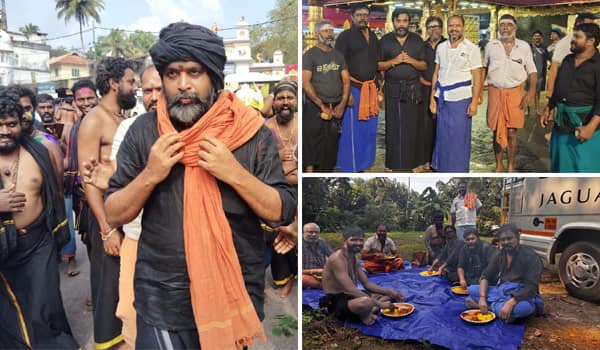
(19, 23), (41, 38)
(55, 0), (105, 51)
(249, 0), (297, 65)
(96, 29), (129, 57)
(50, 46), (70, 57)
(127, 31), (157, 57)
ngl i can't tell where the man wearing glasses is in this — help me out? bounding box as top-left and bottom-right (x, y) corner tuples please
(466, 224), (544, 322)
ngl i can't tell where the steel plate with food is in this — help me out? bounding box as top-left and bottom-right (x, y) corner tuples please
(381, 303), (415, 318)
(451, 286), (469, 295)
(460, 309), (496, 324)
(419, 270), (441, 277)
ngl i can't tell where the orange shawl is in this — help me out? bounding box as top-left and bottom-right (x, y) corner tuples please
(350, 76), (378, 120)
(157, 91), (266, 349)
(464, 192), (478, 210)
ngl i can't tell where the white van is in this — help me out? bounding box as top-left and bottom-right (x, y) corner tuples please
(501, 177), (600, 302)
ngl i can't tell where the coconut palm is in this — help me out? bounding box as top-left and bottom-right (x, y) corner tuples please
(96, 29), (129, 57)
(55, 0), (104, 51)
(19, 23), (41, 38)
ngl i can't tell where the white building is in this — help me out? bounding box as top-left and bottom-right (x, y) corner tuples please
(222, 18), (286, 90)
(0, 30), (51, 87)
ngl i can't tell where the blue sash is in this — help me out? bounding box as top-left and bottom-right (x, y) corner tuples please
(436, 80), (472, 107)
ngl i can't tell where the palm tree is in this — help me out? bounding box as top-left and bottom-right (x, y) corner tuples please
(19, 23), (41, 39)
(96, 29), (129, 57)
(55, 0), (104, 51)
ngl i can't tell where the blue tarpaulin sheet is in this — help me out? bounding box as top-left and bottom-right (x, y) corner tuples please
(303, 267), (526, 350)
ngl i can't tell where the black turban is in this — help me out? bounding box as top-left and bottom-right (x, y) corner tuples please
(273, 80), (297, 97)
(150, 22), (226, 91)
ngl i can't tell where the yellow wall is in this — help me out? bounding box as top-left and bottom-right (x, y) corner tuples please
(50, 63), (91, 81)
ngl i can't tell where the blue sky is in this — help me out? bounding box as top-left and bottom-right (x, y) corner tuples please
(6, 0), (276, 49)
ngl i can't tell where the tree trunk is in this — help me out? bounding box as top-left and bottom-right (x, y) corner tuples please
(80, 22), (84, 52)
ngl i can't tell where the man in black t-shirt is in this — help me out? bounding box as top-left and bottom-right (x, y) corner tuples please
(377, 9), (427, 172)
(104, 22), (296, 349)
(303, 19), (350, 172)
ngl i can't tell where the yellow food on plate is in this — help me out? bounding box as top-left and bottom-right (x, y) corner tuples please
(477, 313), (494, 321)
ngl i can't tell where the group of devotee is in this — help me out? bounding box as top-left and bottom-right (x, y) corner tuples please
(303, 4), (600, 173)
(1, 21), (298, 350)
(303, 219), (543, 326)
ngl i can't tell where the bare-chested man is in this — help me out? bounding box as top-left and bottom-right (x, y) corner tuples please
(320, 225), (404, 325)
(77, 57), (137, 349)
(9, 85), (63, 188)
(265, 80), (299, 297)
(0, 88), (78, 348)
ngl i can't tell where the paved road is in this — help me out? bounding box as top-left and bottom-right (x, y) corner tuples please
(58, 239), (298, 349)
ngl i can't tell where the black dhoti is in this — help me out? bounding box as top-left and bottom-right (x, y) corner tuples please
(421, 84), (436, 165)
(302, 99), (342, 171)
(88, 215), (123, 348)
(0, 213), (78, 349)
(384, 80), (423, 171)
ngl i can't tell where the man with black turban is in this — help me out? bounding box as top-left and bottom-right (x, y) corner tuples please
(104, 22), (296, 349)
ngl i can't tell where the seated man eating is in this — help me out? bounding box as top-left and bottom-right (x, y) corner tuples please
(361, 224), (404, 273)
(467, 224), (544, 322)
(320, 225), (404, 325)
(429, 225), (465, 283)
(457, 229), (497, 287)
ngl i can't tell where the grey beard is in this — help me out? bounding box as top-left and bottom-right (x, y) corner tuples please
(450, 34), (463, 42)
(318, 36), (334, 47)
(500, 32), (516, 41)
(168, 89), (216, 126)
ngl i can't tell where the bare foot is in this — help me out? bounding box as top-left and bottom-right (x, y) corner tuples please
(360, 306), (379, 326)
(495, 167), (505, 173)
(465, 298), (479, 309)
(276, 281), (294, 299)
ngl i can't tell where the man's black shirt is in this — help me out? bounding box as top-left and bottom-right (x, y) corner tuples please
(106, 111), (297, 330)
(379, 31), (426, 83)
(335, 25), (380, 84)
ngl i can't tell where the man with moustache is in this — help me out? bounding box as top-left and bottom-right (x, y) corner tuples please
(483, 14), (537, 173)
(80, 65), (162, 347)
(546, 13), (597, 99)
(430, 15), (482, 172)
(302, 222), (332, 289)
(361, 223), (403, 273)
(335, 4), (380, 172)
(467, 224), (544, 322)
(303, 19), (350, 172)
(320, 225), (404, 325)
(78, 57), (138, 349)
(0, 89), (77, 349)
(457, 229), (497, 287)
(103, 23), (296, 349)
(429, 225), (465, 283)
(530, 31), (549, 114)
(265, 80), (298, 298)
(378, 8), (427, 172)
(541, 23), (600, 172)
(64, 79), (98, 264)
(421, 16), (446, 171)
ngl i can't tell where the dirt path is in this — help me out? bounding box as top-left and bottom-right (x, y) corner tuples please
(302, 267), (600, 350)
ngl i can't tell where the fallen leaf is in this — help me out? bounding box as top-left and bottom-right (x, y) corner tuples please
(534, 329), (543, 337)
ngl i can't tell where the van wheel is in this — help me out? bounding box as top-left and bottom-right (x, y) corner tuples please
(558, 241), (600, 302)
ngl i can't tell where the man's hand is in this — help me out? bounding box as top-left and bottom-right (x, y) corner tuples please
(388, 290), (404, 301)
(576, 124), (595, 142)
(320, 104), (333, 119)
(459, 279), (468, 288)
(499, 298), (516, 321)
(479, 296), (489, 314)
(0, 184), (26, 213)
(429, 98), (437, 116)
(82, 155), (115, 191)
(539, 107), (553, 128)
(103, 229), (123, 257)
(273, 221), (297, 254)
(467, 101), (478, 117)
(520, 92), (534, 111)
(333, 102), (346, 119)
(146, 132), (184, 184)
(198, 135), (244, 184)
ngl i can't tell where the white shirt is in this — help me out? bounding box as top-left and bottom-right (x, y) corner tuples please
(451, 195), (482, 226)
(434, 38), (482, 102)
(484, 38), (537, 89)
(552, 31), (574, 64)
(110, 116), (142, 240)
